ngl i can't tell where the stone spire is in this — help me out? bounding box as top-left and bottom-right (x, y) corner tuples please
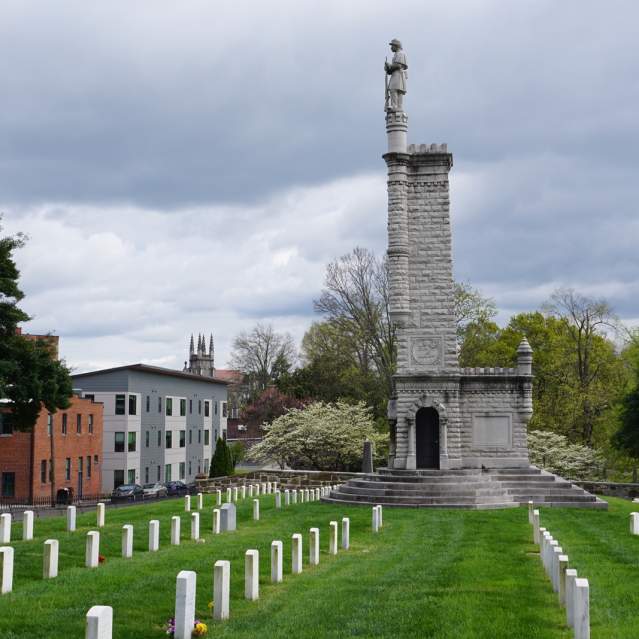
(209, 334), (214, 361)
(189, 334), (194, 355)
(517, 337), (534, 376)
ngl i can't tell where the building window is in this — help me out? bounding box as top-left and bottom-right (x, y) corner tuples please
(179, 430), (186, 448)
(87, 456), (92, 479)
(145, 431), (150, 448)
(47, 413), (53, 436)
(114, 469), (124, 489)
(114, 432), (125, 452)
(94, 454), (99, 467)
(198, 400), (202, 415)
(158, 396), (163, 413)
(157, 465), (161, 482)
(128, 432), (137, 452)
(85, 393), (94, 402)
(204, 429), (210, 446)
(189, 399), (193, 414)
(88, 414), (94, 434)
(145, 467), (149, 483)
(204, 459), (209, 474)
(127, 469), (135, 484)
(179, 462), (185, 480)
(215, 401), (218, 415)
(188, 430), (192, 445)
(65, 458), (71, 481)
(204, 401), (210, 417)
(115, 394), (126, 415)
(166, 431), (172, 449)
(157, 430), (162, 447)
(40, 460), (47, 484)
(1, 472), (15, 498)
(166, 397), (173, 416)
(76, 414), (82, 434)
(197, 460), (201, 474)
(129, 395), (137, 416)
(61, 413), (67, 435)
(165, 464), (172, 482)
(0, 413), (12, 435)
(146, 395), (150, 412)
(222, 402), (228, 418)
(198, 430), (201, 444)
(180, 399), (186, 417)
(188, 461), (192, 476)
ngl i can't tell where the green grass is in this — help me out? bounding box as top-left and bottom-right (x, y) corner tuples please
(0, 495), (637, 638)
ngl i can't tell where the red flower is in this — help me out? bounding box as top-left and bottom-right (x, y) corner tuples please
(98, 554), (106, 563)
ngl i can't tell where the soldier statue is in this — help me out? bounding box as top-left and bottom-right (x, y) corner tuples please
(384, 39), (408, 112)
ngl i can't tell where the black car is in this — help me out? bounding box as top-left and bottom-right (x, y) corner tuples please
(111, 484), (145, 502)
(165, 481), (189, 496)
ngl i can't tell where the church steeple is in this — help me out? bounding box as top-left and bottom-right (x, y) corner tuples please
(189, 334), (194, 355)
(184, 330), (216, 377)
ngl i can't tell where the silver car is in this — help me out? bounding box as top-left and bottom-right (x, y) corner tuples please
(142, 482), (168, 498)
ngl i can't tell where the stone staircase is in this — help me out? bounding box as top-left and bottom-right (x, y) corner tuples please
(322, 466), (607, 509)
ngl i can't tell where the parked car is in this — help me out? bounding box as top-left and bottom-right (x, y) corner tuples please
(142, 482), (168, 498)
(111, 484), (145, 502)
(165, 481), (189, 496)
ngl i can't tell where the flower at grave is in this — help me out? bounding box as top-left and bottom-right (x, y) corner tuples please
(165, 617), (176, 636)
(193, 620), (208, 636)
(207, 601), (214, 610)
(98, 554), (106, 563)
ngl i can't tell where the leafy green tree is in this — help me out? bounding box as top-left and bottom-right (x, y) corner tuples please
(228, 441), (246, 471)
(209, 437), (233, 478)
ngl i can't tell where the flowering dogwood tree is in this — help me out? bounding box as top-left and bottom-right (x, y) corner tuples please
(247, 401), (387, 471)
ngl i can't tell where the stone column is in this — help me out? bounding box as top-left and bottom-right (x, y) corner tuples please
(406, 417), (416, 470)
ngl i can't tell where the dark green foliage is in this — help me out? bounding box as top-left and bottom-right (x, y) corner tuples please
(209, 437), (233, 477)
(613, 385), (639, 458)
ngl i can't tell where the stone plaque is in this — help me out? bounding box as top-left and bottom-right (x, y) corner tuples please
(472, 414), (512, 448)
(409, 336), (442, 367)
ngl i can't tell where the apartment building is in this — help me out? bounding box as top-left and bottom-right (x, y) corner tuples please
(72, 364), (228, 492)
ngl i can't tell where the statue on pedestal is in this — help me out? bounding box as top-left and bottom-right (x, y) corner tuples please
(384, 39), (408, 112)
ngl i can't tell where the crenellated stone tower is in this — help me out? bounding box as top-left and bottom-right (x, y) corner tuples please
(383, 46), (534, 471)
(183, 333), (216, 377)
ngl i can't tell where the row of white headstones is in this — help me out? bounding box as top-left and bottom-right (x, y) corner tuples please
(528, 502), (589, 639)
(0, 482), (344, 595)
(85, 504), (384, 639)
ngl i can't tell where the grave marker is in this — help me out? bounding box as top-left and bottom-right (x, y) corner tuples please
(213, 560), (230, 620)
(67, 505), (77, 532)
(212, 509), (220, 534)
(86, 531), (100, 568)
(86, 605), (113, 639)
(96, 503), (105, 528)
(122, 525), (133, 558)
(329, 521), (338, 555)
(220, 503), (236, 532)
(532, 509), (540, 544)
(175, 570), (196, 639)
(630, 512), (639, 535)
(43, 539), (59, 578)
(284, 490), (290, 506)
(558, 554), (569, 606)
(197, 493), (203, 510)
(342, 517), (350, 550)
(565, 569), (578, 628)
(216, 489), (222, 506)
(245, 550), (259, 600)
(149, 520), (160, 552)
(292, 533), (303, 574)
(0, 546), (14, 594)
(0, 514), (11, 544)
(171, 516), (181, 545)
(22, 510), (34, 541)
(191, 513), (200, 541)
(185, 495), (191, 512)
(275, 492), (281, 509)
(271, 540), (283, 583)
(253, 499), (260, 521)
(573, 577), (590, 639)
(309, 528), (319, 566)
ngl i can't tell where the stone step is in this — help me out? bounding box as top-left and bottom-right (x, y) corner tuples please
(322, 495), (519, 510)
(506, 493), (597, 502)
(367, 475), (494, 484)
(348, 480), (499, 491)
(339, 486), (507, 498)
(330, 491), (513, 505)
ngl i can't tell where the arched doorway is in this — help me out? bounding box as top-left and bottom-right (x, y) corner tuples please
(416, 407), (439, 469)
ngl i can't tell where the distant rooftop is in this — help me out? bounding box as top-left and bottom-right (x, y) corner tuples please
(72, 363), (229, 385)
(214, 369), (244, 383)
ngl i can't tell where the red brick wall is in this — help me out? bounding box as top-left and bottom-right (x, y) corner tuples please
(0, 396), (104, 501)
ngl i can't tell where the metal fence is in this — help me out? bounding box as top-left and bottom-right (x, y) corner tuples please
(0, 493), (111, 512)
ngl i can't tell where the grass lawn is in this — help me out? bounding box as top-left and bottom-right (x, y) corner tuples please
(0, 494), (637, 638)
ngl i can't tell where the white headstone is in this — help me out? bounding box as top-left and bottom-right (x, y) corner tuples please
(149, 520), (160, 552)
(96, 502), (105, 528)
(212, 509), (220, 534)
(573, 578), (590, 639)
(275, 492), (281, 509)
(292, 489), (298, 504)
(547, 540), (558, 579)
(233, 486), (238, 502)
(86, 605), (113, 639)
(220, 503), (236, 532)
(271, 540), (283, 583)
(216, 489), (222, 506)
(197, 493), (203, 510)
(309, 527), (320, 566)
(190, 513), (200, 541)
(630, 512), (639, 535)
(213, 560), (230, 620)
(565, 568), (578, 628)
(528, 500), (534, 523)
(226, 487), (232, 503)
(315, 488), (320, 501)
(261, 483), (267, 494)
(122, 525), (133, 558)
(532, 510), (540, 544)
(86, 531), (100, 568)
(341, 517), (350, 550)
(377, 505), (383, 527)
(43, 539), (59, 578)
(253, 499), (260, 521)
(266, 482), (272, 494)
(241, 486), (246, 499)
(304, 489), (310, 502)
(284, 490), (290, 506)
(185, 495), (191, 512)
(551, 546), (563, 592)
(372, 507), (380, 533)
(249, 485), (254, 498)
(22, 510), (34, 541)
(0, 514), (11, 544)
(245, 549), (259, 601)
(292, 533), (303, 574)
(558, 554), (569, 606)
(0, 546), (14, 594)
(174, 570), (196, 639)
(329, 521), (338, 555)
(171, 516), (181, 546)
(67, 505), (77, 532)
(255, 483), (260, 496)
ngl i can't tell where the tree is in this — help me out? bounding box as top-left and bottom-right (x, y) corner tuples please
(209, 438), (233, 478)
(228, 441), (246, 471)
(230, 323), (296, 400)
(453, 281), (497, 351)
(247, 401), (388, 471)
(0, 218), (73, 501)
(241, 387), (306, 430)
(314, 247), (396, 399)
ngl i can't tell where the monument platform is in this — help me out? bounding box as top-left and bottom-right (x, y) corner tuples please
(322, 466), (607, 509)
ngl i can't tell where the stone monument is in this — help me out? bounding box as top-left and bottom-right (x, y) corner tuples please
(383, 39), (534, 470)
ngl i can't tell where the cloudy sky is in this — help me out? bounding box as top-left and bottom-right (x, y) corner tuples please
(2, 0), (638, 372)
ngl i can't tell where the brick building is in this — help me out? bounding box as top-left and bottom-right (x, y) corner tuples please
(0, 395), (104, 501)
